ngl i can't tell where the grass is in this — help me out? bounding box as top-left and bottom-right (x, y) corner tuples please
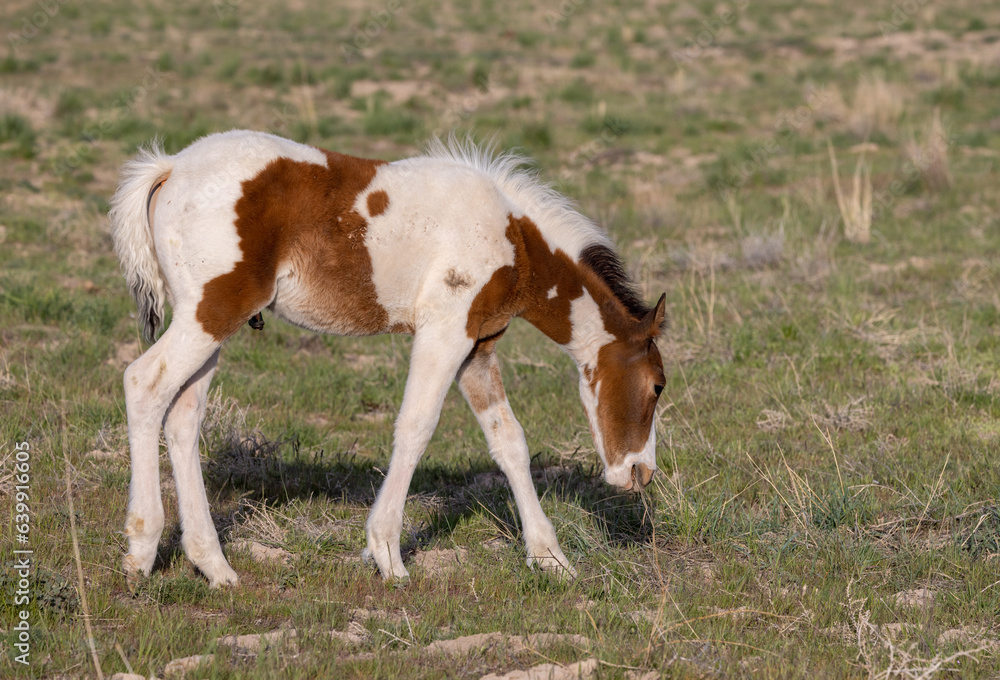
(1, 0), (1000, 677)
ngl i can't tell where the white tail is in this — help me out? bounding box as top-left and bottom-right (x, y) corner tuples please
(109, 142), (173, 342)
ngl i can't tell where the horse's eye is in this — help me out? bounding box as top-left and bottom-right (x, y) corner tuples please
(653, 384), (664, 398)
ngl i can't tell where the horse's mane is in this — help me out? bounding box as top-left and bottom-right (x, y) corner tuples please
(423, 135), (653, 321)
(578, 244), (652, 321)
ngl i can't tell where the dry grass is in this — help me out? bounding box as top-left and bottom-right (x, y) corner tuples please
(846, 582), (988, 679)
(829, 141), (873, 244)
(812, 396), (874, 432)
(756, 408), (792, 432)
(848, 73), (906, 140)
(848, 307), (924, 360)
(904, 108), (953, 193)
(3, 0), (1000, 677)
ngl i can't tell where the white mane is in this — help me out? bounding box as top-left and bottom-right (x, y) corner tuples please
(423, 135), (614, 258)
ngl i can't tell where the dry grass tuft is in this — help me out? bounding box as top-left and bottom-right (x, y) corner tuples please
(747, 451), (823, 538)
(846, 582), (987, 678)
(829, 141), (873, 244)
(231, 501), (290, 547)
(202, 387), (256, 444)
(812, 396), (873, 432)
(849, 307), (922, 360)
(848, 74), (905, 139)
(756, 409), (792, 432)
(904, 108), (952, 192)
(0, 445), (13, 497)
(0, 352), (16, 391)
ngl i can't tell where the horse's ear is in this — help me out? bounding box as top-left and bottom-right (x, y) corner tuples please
(640, 293), (667, 338)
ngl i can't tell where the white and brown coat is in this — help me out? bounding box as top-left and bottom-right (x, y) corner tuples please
(110, 130), (665, 585)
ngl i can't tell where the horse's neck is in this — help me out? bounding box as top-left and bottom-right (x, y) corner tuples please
(512, 217), (619, 371)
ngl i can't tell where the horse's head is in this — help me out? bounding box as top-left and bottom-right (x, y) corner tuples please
(579, 294), (666, 491)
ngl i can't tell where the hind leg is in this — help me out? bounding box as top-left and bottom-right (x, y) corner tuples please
(122, 319), (221, 580)
(163, 349), (237, 586)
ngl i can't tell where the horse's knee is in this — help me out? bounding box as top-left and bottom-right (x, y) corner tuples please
(123, 352), (169, 402)
(125, 507), (164, 541)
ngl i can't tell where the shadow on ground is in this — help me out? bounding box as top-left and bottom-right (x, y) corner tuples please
(170, 428), (657, 570)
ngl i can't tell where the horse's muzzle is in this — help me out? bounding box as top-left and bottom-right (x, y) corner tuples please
(622, 462), (656, 491)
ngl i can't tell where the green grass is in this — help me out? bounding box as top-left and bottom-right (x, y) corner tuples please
(1, 0), (1000, 677)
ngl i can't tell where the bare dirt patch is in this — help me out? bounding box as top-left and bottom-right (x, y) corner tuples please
(892, 588), (936, 609)
(480, 657), (599, 680)
(107, 340), (141, 369)
(423, 632), (590, 657)
(216, 628), (298, 656)
(230, 540), (293, 565)
(328, 621), (370, 646)
(163, 654), (214, 678)
(350, 79), (436, 103)
(937, 627), (1000, 652)
(412, 547), (469, 575)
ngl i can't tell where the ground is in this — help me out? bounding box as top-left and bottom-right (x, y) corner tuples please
(1, 0), (999, 678)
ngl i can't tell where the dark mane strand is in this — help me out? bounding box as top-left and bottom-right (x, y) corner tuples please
(579, 244), (653, 322)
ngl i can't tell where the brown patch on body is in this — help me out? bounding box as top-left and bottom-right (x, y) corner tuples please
(444, 268), (472, 291)
(196, 151), (389, 341)
(366, 189), (389, 217)
(465, 263), (521, 341)
(465, 215), (645, 344)
(464, 214), (583, 343)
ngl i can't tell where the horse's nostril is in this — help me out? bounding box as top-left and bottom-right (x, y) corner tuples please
(633, 463), (655, 488)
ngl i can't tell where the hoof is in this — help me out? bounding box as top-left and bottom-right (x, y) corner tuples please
(362, 548), (410, 583)
(201, 560), (239, 588)
(527, 553), (577, 579)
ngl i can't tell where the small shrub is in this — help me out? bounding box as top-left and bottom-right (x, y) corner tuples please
(0, 114), (37, 159)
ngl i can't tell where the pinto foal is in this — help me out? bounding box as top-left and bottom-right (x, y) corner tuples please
(110, 130), (666, 586)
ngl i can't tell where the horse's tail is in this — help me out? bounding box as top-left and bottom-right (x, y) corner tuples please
(109, 141), (174, 343)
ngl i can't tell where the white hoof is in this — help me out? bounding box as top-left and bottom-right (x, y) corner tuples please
(202, 560), (239, 588)
(526, 549), (577, 579)
(362, 547), (410, 582)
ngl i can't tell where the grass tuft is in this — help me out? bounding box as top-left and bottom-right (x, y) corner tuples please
(829, 141), (872, 244)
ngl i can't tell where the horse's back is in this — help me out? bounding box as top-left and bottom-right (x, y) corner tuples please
(153, 131), (521, 340)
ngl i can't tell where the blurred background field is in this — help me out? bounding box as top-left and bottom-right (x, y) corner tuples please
(1, 0), (999, 677)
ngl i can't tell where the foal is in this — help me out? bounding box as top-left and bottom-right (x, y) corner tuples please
(110, 130), (666, 586)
